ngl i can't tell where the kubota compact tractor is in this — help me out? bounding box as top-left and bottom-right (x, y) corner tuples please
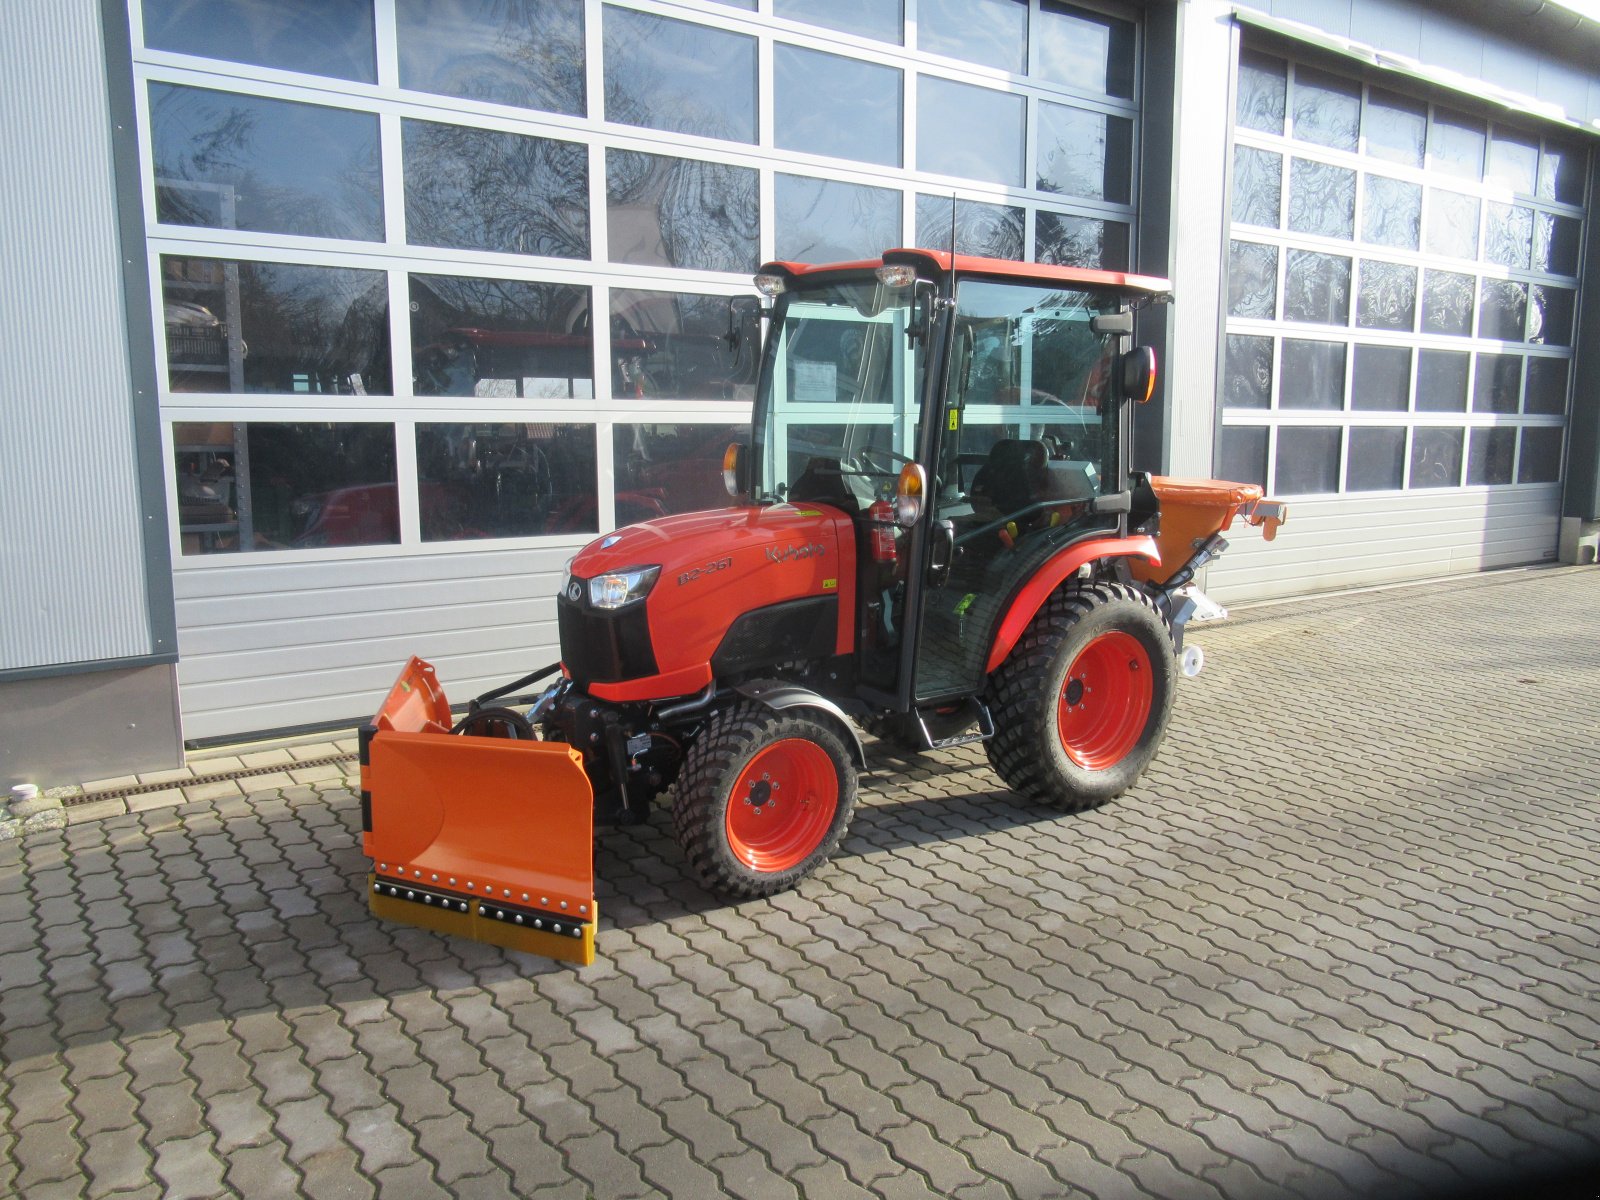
(360, 250), (1286, 965)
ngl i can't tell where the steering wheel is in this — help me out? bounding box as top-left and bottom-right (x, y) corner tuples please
(854, 445), (914, 475)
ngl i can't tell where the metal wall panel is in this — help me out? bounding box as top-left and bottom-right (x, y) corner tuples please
(173, 545), (573, 739)
(0, 0), (151, 670)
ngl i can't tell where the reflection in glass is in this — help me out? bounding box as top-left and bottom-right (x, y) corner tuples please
(1275, 426), (1341, 495)
(1430, 111), (1486, 180)
(1236, 50), (1286, 134)
(1465, 427), (1515, 486)
(1472, 354), (1520, 413)
(1283, 250), (1351, 325)
(1036, 214), (1129, 270)
(1410, 427), (1463, 488)
(1228, 241), (1278, 319)
(1524, 357), (1568, 416)
(1415, 350), (1468, 412)
(777, 0), (901, 44)
(1036, 2), (1135, 98)
(1223, 335), (1272, 408)
(1518, 426), (1563, 483)
(1420, 270), (1474, 337)
(1287, 159), (1355, 240)
(1351, 345), (1410, 411)
(603, 7), (755, 143)
(1292, 67), (1359, 151)
(614, 423), (744, 522)
(1476, 279), (1527, 343)
(776, 176), (901, 263)
(1534, 214), (1580, 276)
(775, 45), (901, 167)
(173, 421), (397, 554)
(1484, 204), (1532, 270)
(403, 120), (588, 259)
(1219, 425), (1269, 488)
(161, 255), (390, 394)
(1361, 176), (1421, 250)
(1486, 129), (1539, 194)
(142, 0), (376, 82)
(1232, 147), (1281, 228)
(1355, 260), (1416, 332)
(417, 423), (596, 540)
(1529, 286), (1575, 347)
(396, 0), (585, 116)
(916, 196), (1025, 260)
(1538, 139), (1586, 204)
(606, 150), (759, 272)
(1279, 339), (1344, 410)
(409, 274), (591, 400)
(1038, 104), (1132, 203)
(610, 291), (756, 402)
(1347, 426), (1405, 491)
(1424, 190), (1480, 261)
(918, 77), (1024, 186)
(1364, 89), (1426, 168)
(151, 83), (382, 241)
(920, 0), (1023, 73)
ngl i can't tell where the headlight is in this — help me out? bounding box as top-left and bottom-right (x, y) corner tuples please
(589, 565), (661, 609)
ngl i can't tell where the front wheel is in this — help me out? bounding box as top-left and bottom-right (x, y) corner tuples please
(672, 702), (859, 898)
(986, 582), (1175, 811)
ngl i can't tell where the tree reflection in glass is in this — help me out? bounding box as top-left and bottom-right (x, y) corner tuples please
(1409, 427), (1463, 488)
(1363, 89), (1426, 168)
(606, 150), (759, 273)
(1223, 335), (1273, 408)
(1287, 158), (1354, 240)
(1484, 203), (1532, 270)
(1283, 250), (1350, 325)
(775, 176), (901, 263)
(603, 7), (756, 144)
(395, 0), (585, 116)
(1420, 270), (1474, 337)
(1228, 241), (1279, 319)
(1038, 103), (1132, 203)
(1231, 147), (1281, 228)
(1355, 260), (1416, 332)
(1476, 279), (1528, 343)
(915, 196), (1025, 261)
(1036, 214), (1128, 270)
(1361, 176), (1421, 250)
(1429, 110), (1485, 180)
(1424, 190), (1480, 261)
(142, 0), (377, 82)
(1291, 66), (1359, 151)
(1236, 50), (1286, 134)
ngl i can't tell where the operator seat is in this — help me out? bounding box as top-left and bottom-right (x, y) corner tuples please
(971, 438), (1048, 519)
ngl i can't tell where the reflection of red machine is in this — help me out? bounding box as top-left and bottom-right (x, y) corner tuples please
(291, 484), (400, 549)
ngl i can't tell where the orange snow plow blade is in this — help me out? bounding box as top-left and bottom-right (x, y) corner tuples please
(359, 659), (596, 966)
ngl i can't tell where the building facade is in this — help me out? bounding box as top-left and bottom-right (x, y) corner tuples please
(1, 0), (1596, 782)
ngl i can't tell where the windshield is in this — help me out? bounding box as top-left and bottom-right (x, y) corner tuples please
(752, 278), (924, 507)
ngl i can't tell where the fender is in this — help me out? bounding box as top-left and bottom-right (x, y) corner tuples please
(733, 679), (868, 767)
(983, 535), (1161, 675)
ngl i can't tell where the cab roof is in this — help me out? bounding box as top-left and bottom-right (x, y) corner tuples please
(759, 248), (1172, 297)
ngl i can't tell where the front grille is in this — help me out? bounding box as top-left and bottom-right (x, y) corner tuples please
(557, 594), (657, 688)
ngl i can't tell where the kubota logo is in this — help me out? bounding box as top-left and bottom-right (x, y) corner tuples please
(766, 542), (825, 564)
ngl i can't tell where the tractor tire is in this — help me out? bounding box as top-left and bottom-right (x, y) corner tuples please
(673, 701), (858, 899)
(985, 582), (1175, 811)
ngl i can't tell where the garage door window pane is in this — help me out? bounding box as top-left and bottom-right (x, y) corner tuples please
(396, 0), (585, 116)
(1362, 176), (1421, 250)
(1484, 203), (1533, 269)
(1275, 426), (1341, 494)
(1287, 159), (1355, 240)
(417, 423), (597, 540)
(403, 120), (588, 259)
(1283, 250), (1350, 325)
(410, 275), (592, 400)
(1477, 279), (1527, 342)
(1430, 110), (1485, 180)
(918, 77), (1024, 186)
(610, 290), (756, 403)
(1237, 50), (1286, 134)
(1223, 335), (1272, 408)
(1534, 214), (1581, 277)
(1219, 425), (1268, 487)
(776, 176), (901, 263)
(1292, 67), (1359, 151)
(777, 0), (901, 44)
(1466, 427), (1516, 486)
(1232, 147), (1282, 228)
(1538, 139), (1585, 204)
(920, 0), (1024, 73)
(1279, 339), (1344, 410)
(775, 45), (901, 167)
(142, 0), (376, 83)
(1035, 2), (1135, 99)
(603, 8), (755, 143)
(1518, 426), (1563, 483)
(1421, 270), (1474, 337)
(1347, 426), (1405, 491)
(1409, 427), (1463, 488)
(173, 421), (397, 554)
(916, 196), (1024, 260)
(152, 84), (382, 242)
(1530, 286), (1575, 347)
(1364, 89), (1426, 168)
(1036, 214), (1129, 270)
(1425, 190), (1480, 260)
(1472, 353), (1521, 413)
(1486, 129), (1539, 194)
(1356, 260), (1416, 331)
(614, 423), (745, 522)
(1415, 349), (1468, 412)
(606, 150), (759, 272)
(1524, 357), (1569, 416)
(1229, 241), (1278, 318)
(1351, 344), (1410, 411)
(1039, 103), (1133, 203)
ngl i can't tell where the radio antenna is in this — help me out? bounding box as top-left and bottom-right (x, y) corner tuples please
(948, 192), (959, 263)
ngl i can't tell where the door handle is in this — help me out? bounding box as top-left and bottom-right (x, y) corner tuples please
(928, 519), (955, 588)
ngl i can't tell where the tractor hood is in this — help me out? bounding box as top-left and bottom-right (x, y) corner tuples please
(570, 502), (847, 580)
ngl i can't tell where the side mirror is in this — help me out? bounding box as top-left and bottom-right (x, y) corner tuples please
(1120, 346), (1157, 404)
(893, 463), (927, 527)
(722, 442), (749, 499)
(906, 279), (938, 346)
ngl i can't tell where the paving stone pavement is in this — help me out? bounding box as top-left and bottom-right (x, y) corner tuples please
(3, 566), (1599, 1200)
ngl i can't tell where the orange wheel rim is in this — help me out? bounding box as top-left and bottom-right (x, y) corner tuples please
(725, 739), (839, 873)
(1056, 630), (1153, 770)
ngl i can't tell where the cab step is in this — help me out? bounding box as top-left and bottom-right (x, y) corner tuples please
(913, 698), (995, 750)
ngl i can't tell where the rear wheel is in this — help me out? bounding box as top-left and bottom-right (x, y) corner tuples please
(673, 702), (858, 898)
(986, 582), (1174, 810)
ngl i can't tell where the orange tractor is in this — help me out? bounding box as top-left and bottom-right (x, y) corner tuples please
(360, 250), (1286, 965)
